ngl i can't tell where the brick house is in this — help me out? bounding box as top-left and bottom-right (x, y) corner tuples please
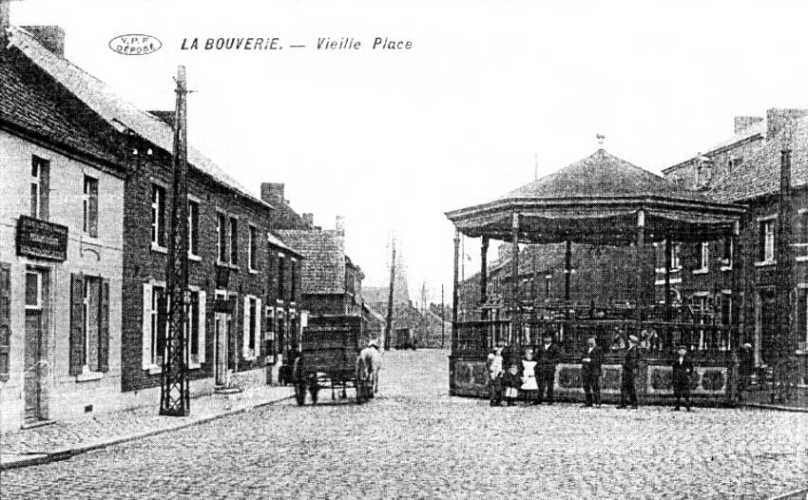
(0, 23), (127, 431)
(662, 109), (808, 386)
(4, 21), (292, 408)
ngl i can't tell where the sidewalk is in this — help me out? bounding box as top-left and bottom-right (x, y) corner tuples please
(739, 385), (808, 413)
(0, 384), (292, 470)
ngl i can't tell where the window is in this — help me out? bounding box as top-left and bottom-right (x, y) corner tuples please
(83, 176), (99, 238)
(728, 157), (743, 173)
(25, 270), (42, 309)
(248, 225), (258, 271)
(242, 296), (261, 360)
(229, 217), (238, 265)
(278, 255), (285, 299)
(150, 285), (166, 367)
(0, 263), (10, 383)
(151, 184), (167, 248)
(82, 277), (102, 371)
(722, 238), (734, 268)
(759, 219), (775, 263)
(188, 200), (199, 257)
(185, 289), (206, 367)
(290, 259), (297, 301)
(671, 243), (681, 269)
(30, 156), (49, 220)
(217, 212), (227, 262)
(695, 242), (709, 272)
(799, 289), (808, 347)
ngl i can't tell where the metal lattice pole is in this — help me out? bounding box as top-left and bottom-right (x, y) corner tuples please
(160, 65), (190, 416)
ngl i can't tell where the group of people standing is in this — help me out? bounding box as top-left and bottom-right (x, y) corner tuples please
(487, 333), (696, 411)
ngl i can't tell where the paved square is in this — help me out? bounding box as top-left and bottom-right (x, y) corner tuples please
(2, 350), (806, 499)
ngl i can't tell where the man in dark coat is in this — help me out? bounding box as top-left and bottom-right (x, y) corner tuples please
(672, 345), (694, 411)
(617, 334), (640, 409)
(534, 333), (561, 404)
(580, 336), (603, 407)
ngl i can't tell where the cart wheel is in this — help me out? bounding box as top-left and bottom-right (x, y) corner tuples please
(356, 380), (367, 404)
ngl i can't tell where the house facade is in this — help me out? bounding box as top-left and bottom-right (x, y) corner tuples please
(0, 28), (127, 431)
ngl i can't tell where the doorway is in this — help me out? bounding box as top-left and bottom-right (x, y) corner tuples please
(756, 288), (777, 366)
(214, 311), (231, 386)
(24, 268), (48, 423)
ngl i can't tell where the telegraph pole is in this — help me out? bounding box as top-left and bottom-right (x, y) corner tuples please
(441, 284), (445, 348)
(384, 237), (396, 351)
(160, 65), (190, 416)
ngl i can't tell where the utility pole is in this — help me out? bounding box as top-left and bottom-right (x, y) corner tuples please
(160, 66), (190, 416)
(384, 237), (396, 351)
(775, 124), (794, 401)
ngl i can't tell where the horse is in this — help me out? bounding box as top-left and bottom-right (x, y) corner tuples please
(356, 343), (382, 399)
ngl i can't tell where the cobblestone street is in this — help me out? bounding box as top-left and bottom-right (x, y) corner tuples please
(2, 349), (807, 499)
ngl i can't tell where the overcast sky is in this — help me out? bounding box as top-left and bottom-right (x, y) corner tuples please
(12, 0), (808, 303)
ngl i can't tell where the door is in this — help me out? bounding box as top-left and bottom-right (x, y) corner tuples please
(23, 269), (47, 423)
(759, 289), (777, 366)
(214, 312), (230, 386)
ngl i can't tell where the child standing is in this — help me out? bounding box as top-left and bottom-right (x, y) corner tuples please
(487, 346), (504, 406)
(521, 349), (539, 404)
(502, 363), (521, 406)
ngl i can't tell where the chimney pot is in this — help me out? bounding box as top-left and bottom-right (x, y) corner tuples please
(0, 1), (10, 44)
(733, 116), (763, 135)
(260, 182), (285, 206)
(21, 25), (66, 56)
(302, 213), (314, 227)
(767, 108), (808, 141)
(335, 215), (345, 235)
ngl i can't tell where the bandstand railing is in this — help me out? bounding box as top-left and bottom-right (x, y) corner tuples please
(452, 305), (736, 363)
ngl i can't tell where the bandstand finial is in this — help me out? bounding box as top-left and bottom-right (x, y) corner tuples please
(596, 133), (606, 149)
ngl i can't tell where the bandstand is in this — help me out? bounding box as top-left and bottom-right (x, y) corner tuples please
(445, 149), (746, 405)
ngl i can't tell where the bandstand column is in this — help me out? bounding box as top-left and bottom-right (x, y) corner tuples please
(452, 230), (460, 344)
(480, 236), (489, 306)
(564, 239), (572, 302)
(511, 213), (520, 346)
(664, 237), (672, 322)
(635, 210), (646, 327)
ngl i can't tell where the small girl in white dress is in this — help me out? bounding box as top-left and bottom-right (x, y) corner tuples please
(521, 348), (539, 403)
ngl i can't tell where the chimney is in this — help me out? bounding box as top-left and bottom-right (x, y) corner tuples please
(21, 25), (66, 56)
(260, 182), (285, 206)
(0, 0), (10, 45)
(302, 213), (314, 227)
(733, 116), (763, 135)
(767, 108), (808, 140)
(335, 215), (345, 235)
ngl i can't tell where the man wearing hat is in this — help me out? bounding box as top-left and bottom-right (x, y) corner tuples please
(534, 333), (561, 404)
(617, 334), (640, 409)
(580, 335), (603, 407)
(672, 345), (694, 411)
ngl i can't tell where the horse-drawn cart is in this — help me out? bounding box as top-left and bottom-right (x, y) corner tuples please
(292, 315), (372, 405)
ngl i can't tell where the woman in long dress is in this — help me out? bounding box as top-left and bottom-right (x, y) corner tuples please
(521, 348), (539, 404)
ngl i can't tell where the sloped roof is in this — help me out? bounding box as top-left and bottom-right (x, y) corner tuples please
(664, 121), (765, 173)
(275, 229), (346, 294)
(504, 149), (711, 202)
(0, 50), (119, 166)
(8, 26), (269, 209)
(710, 118), (808, 202)
(267, 231), (303, 258)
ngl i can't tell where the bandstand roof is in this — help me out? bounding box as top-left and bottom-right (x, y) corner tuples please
(446, 149), (746, 245)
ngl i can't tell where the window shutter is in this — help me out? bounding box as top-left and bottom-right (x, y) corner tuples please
(256, 298), (263, 356)
(243, 296), (250, 359)
(99, 279), (110, 372)
(142, 283), (152, 369)
(69, 273), (85, 375)
(0, 263), (11, 382)
(197, 290), (206, 363)
(758, 223), (765, 261)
